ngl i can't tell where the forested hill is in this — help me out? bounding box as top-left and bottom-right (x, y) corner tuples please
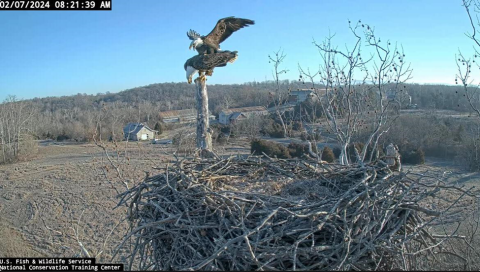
(28, 81), (300, 114)
(14, 81), (474, 142)
(28, 81), (470, 114)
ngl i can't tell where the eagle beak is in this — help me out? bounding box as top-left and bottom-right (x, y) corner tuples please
(188, 76), (192, 84)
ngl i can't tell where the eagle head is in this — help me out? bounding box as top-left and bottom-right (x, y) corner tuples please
(189, 38), (203, 50)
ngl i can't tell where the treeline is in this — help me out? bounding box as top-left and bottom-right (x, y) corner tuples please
(407, 83), (474, 112)
(379, 113), (480, 171)
(7, 81), (476, 143)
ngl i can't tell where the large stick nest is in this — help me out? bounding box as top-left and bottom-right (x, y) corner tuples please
(116, 156), (475, 271)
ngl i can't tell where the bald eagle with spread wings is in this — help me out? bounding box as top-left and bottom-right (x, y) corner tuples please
(184, 51), (238, 84)
(187, 17), (254, 55)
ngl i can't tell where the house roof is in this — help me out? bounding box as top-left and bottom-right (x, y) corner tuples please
(229, 112), (247, 120)
(123, 123), (156, 134)
(222, 106), (267, 115)
(159, 109), (197, 118)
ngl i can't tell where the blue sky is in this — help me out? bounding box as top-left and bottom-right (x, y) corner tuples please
(0, 0), (476, 101)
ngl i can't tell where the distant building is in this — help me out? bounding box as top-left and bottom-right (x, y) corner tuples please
(386, 90), (396, 101)
(288, 89), (317, 103)
(123, 123), (157, 141)
(219, 106), (267, 125)
(228, 112), (248, 124)
(386, 89), (414, 108)
(159, 109), (197, 124)
(159, 109), (214, 124)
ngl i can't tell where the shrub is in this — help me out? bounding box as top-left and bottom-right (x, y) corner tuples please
(218, 125), (235, 137)
(396, 142), (425, 165)
(401, 148), (425, 165)
(260, 118), (286, 138)
(56, 134), (70, 141)
(333, 147), (341, 158)
(321, 146), (335, 163)
(216, 132), (228, 145)
(423, 144), (458, 159)
(251, 139), (290, 159)
(154, 122), (163, 135)
(300, 132), (321, 141)
(292, 121), (303, 131)
(265, 123), (285, 138)
(288, 142), (317, 158)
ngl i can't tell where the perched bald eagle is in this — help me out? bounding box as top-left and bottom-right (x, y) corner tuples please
(184, 51), (238, 84)
(187, 17), (254, 55)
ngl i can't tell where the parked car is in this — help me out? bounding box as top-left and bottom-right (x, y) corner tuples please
(152, 139), (173, 145)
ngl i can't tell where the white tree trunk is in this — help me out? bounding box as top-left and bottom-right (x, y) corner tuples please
(339, 143), (348, 165)
(195, 78), (213, 156)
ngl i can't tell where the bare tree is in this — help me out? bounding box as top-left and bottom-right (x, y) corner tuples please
(457, 0), (480, 172)
(458, 0), (480, 118)
(299, 21), (412, 165)
(268, 49), (289, 138)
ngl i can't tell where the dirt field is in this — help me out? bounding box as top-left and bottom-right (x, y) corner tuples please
(0, 136), (479, 265)
(0, 141), (171, 262)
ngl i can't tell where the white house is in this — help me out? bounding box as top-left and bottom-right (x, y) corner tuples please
(123, 123), (157, 141)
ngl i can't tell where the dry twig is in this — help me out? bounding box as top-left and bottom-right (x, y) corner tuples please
(115, 156), (476, 270)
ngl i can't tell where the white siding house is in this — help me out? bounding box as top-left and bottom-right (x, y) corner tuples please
(123, 123), (157, 141)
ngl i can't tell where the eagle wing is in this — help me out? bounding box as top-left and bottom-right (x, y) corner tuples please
(204, 17), (254, 46)
(187, 29), (201, 40)
(192, 51), (238, 70)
